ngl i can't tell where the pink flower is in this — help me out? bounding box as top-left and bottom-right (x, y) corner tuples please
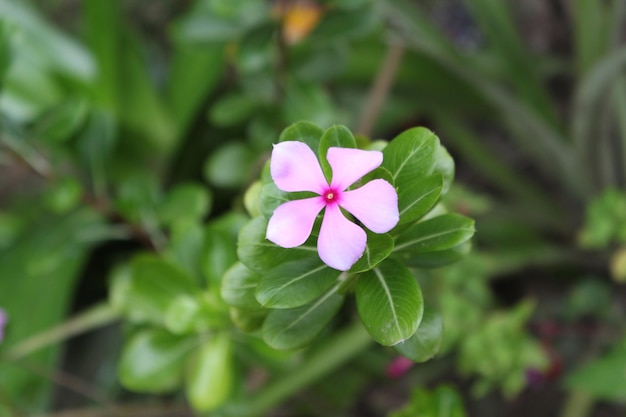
(386, 356), (414, 378)
(266, 141), (399, 271)
(0, 309), (7, 343)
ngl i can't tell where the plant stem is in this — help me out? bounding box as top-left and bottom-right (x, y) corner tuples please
(3, 303), (119, 362)
(227, 322), (373, 417)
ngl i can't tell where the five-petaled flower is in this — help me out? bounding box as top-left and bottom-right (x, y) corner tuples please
(266, 141), (399, 271)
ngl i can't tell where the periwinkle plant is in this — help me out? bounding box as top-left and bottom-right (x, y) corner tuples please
(226, 121), (475, 350)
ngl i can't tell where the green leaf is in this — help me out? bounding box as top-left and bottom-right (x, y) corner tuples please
(209, 92), (260, 127)
(118, 328), (195, 393)
(565, 338), (626, 400)
(382, 127), (440, 189)
(237, 217), (316, 272)
(256, 257), (341, 308)
(262, 287), (344, 350)
(318, 125), (357, 181)
(230, 307), (267, 332)
(394, 214), (475, 254)
(434, 146), (455, 195)
(282, 80), (336, 128)
(349, 231), (394, 273)
(32, 99), (88, 144)
(390, 385), (466, 417)
(204, 142), (256, 188)
(202, 213), (248, 288)
(279, 120), (324, 152)
(394, 308), (443, 362)
(396, 174), (443, 227)
(356, 259), (423, 346)
(186, 333), (233, 411)
(221, 262), (262, 310)
(402, 242), (472, 269)
(158, 183), (212, 225)
(258, 180), (314, 219)
(124, 255), (198, 325)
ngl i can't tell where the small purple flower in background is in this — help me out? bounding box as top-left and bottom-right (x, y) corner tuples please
(266, 141), (399, 271)
(386, 356), (414, 378)
(0, 308), (7, 343)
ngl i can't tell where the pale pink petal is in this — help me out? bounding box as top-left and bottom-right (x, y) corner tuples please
(317, 204), (366, 271)
(266, 197), (325, 248)
(271, 141), (328, 193)
(340, 179), (399, 233)
(326, 147), (383, 191)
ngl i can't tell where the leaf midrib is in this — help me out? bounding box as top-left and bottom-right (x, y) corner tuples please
(394, 226), (473, 252)
(374, 267), (403, 340)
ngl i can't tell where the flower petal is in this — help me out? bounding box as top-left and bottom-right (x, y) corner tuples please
(326, 147), (383, 191)
(318, 204), (366, 271)
(266, 197), (325, 248)
(271, 141), (328, 193)
(340, 179), (399, 233)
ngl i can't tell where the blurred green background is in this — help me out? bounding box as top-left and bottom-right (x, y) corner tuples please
(1, 0), (626, 416)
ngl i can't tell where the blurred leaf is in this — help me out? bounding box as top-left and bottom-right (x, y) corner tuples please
(566, 338), (626, 400)
(78, 110), (116, 197)
(262, 286), (343, 350)
(394, 214), (475, 254)
(186, 332), (234, 411)
(118, 328), (195, 393)
(243, 181), (263, 218)
(389, 385), (466, 417)
(571, 0), (613, 75)
(121, 255), (198, 325)
(0, 209), (102, 412)
(209, 93), (261, 127)
(43, 177), (83, 214)
(236, 22), (276, 74)
(204, 142), (256, 188)
(202, 213), (248, 288)
(356, 259), (423, 346)
(282, 79), (337, 127)
(31, 99), (88, 144)
(394, 308), (443, 362)
(158, 183), (212, 226)
(165, 220), (206, 279)
(230, 307), (267, 332)
(309, 7), (379, 43)
(256, 257), (341, 308)
(221, 262), (262, 310)
(167, 43), (225, 135)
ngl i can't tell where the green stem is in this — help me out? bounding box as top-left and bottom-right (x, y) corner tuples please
(3, 303), (119, 362)
(227, 322), (373, 417)
(560, 390), (594, 417)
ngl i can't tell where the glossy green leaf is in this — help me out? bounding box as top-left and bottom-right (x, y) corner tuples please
(237, 217), (316, 272)
(202, 213), (248, 288)
(221, 262), (262, 310)
(356, 259), (423, 346)
(118, 328), (195, 393)
(401, 242), (471, 269)
(394, 214), (475, 254)
(396, 174), (443, 226)
(186, 333), (233, 411)
(395, 308), (443, 362)
(124, 255), (198, 325)
(318, 125), (357, 181)
(279, 120), (324, 152)
(262, 287), (344, 350)
(256, 257), (341, 308)
(382, 127), (440, 191)
(158, 183), (212, 225)
(349, 231), (394, 273)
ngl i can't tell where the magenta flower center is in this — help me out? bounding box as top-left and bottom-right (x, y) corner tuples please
(322, 188), (341, 205)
